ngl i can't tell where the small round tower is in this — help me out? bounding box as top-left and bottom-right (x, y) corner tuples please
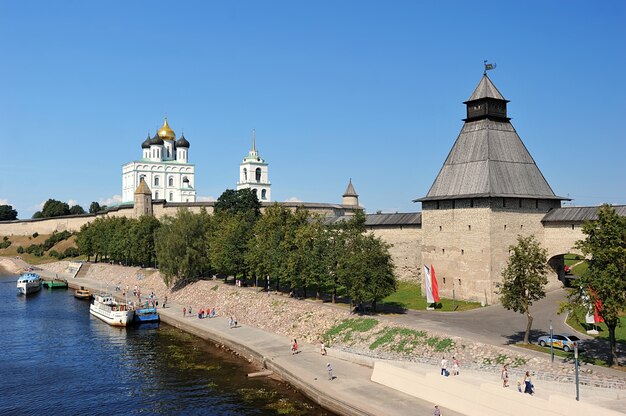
(134, 178), (153, 218)
(342, 178), (359, 206)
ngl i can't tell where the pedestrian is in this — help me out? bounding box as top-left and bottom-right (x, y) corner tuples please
(452, 356), (459, 376)
(320, 341), (327, 355)
(198, 308), (203, 319)
(228, 316), (234, 328)
(327, 363), (333, 380)
(233, 316), (238, 328)
(501, 365), (509, 388)
(211, 308), (216, 317)
(188, 306), (192, 316)
(523, 371), (534, 395)
(164, 296), (168, 308)
(433, 405), (441, 416)
(183, 307), (186, 317)
(440, 357), (448, 376)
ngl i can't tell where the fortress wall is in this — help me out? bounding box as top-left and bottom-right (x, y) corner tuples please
(543, 222), (584, 259)
(368, 225), (422, 283)
(0, 215), (96, 236)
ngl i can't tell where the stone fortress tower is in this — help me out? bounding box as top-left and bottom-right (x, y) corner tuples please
(122, 118), (197, 203)
(416, 73), (568, 304)
(237, 129), (271, 201)
(342, 179), (359, 208)
(133, 178), (153, 218)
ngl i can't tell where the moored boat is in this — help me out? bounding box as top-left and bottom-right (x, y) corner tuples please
(17, 272), (42, 295)
(133, 307), (160, 324)
(74, 287), (91, 300)
(89, 293), (134, 327)
(43, 279), (68, 289)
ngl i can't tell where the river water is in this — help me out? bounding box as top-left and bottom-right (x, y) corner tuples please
(0, 275), (332, 416)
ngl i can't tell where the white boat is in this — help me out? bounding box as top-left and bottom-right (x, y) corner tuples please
(89, 293), (134, 327)
(17, 272), (42, 295)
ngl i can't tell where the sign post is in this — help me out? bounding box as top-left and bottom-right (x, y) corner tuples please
(550, 321), (554, 365)
(574, 342), (580, 401)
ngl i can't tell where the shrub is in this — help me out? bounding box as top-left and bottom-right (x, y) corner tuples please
(0, 237), (11, 249)
(16, 246), (24, 254)
(26, 244), (44, 257)
(62, 247), (80, 258)
(32, 232), (39, 238)
(49, 250), (59, 258)
(43, 230), (72, 251)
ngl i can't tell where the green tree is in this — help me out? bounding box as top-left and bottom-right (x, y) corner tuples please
(155, 208), (211, 287)
(210, 212), (253, 280)
(497, 235), (549, 344)
(32, 211), (44, 219)
(69, 205), (86, 215)
(89, 201), (102, 214)
(0, 205), (18, 221)
(245, 204), (291, 288)
(129, 216), (161, 267)
(41, 199), (70, 217)
(293, 216), (332, 299)
(571, 204), (626, 366)
(214, 188), (261, 217)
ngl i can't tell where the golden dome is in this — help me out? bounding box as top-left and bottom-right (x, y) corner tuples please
(157, 117), (176, 140)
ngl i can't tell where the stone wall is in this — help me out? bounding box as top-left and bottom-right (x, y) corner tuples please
(368, 225), (422, 283)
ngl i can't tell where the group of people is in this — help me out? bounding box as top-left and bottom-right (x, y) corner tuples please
(228, 316), (238, 328)
(197, 307), (217, 319)
(440, 356), (460, 377)
(501, 365), (534, 395)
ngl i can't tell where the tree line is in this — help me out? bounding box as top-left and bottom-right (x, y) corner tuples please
(75, 189), (397, 311)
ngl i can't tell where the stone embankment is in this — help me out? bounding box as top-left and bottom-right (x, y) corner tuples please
(37, 260), (625, 390)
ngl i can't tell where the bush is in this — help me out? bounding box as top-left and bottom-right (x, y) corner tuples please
(43, 230), (72, 251)
(49, 250), (59, 258)
(32, 232), (39, 238)
(26, 244), (44, 257)
(62, 247), (80, 258)
(16, 246), (24, 254)
(0, 236), (11, 249)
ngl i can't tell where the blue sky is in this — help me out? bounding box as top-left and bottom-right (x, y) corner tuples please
(1, 1), (624, 218)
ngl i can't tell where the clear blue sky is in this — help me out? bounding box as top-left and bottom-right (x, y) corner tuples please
(1, 1), (624, 218)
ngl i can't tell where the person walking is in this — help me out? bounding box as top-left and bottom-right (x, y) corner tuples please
(183, 307), (186, 317)
(452, 356), (459, 376)
(163, 296), (168, 308)
(320, 341), (327, 355)
(440, 357), (448, 376)
(433, 405), (441, 416)
(327, 363), (333, 380)
(523, 371), (534, 395)
(501, 365), (509, 387)
(228, 316), (234, 328)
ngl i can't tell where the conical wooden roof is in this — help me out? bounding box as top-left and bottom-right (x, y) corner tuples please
(134, 178), (151, 195)
(417, 77), (566, 202)
(343, 179), (358, 197)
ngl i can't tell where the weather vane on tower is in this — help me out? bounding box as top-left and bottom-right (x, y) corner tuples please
(483, 60), (497, 75)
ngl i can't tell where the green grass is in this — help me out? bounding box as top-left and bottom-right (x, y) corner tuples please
(381, 281), (481, 312)
(367, 326), (454, 354)
(566, 307), (626, 344)
(323, 318), (379, 343)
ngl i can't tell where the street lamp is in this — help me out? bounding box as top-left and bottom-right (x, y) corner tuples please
(574, 342), (580, 401)
(550, 321), (554, 364)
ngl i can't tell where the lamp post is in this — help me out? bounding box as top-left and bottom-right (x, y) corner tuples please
(550, 321), (554, 364)
(574, 342), (580, 401)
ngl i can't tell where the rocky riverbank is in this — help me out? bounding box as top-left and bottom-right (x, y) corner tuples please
(36, 260), (625, 389)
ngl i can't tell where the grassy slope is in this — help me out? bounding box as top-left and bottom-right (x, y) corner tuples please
(0, 234), (81, 265)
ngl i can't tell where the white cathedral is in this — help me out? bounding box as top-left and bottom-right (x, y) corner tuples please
(122, 120), (271, 203)
(122, 118), (197, 203)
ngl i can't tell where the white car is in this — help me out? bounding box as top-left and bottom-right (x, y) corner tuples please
(536, 334), (582, 352)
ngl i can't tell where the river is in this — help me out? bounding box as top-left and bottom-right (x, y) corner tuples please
(0, 275), (332, 415)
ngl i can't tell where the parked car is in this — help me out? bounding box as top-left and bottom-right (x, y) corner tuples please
(536, 334), (582, 352)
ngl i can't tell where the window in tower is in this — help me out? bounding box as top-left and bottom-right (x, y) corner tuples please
(168, 177), (174, 187)
(261, 189), (267, 200)
(255, 168), (261, 182)
(243, 168), (248, 181)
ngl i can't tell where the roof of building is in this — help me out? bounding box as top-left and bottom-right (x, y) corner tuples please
(343, 179), (358, 197)
(325, 212), (421, 226)
(134, 179), (151, 195)
(466, 74), (506, 101)
(141, 134), (151, 149)
(542, 205), (626, 222)
(157, 117), (176, 140)
(417, 75), (566, 202)
(149, 133), (164, 146)
(176, 134), (190, 148)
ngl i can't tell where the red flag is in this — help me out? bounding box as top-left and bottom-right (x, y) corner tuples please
(589, 288), (605, 323)
(431, 265), (440, 303)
